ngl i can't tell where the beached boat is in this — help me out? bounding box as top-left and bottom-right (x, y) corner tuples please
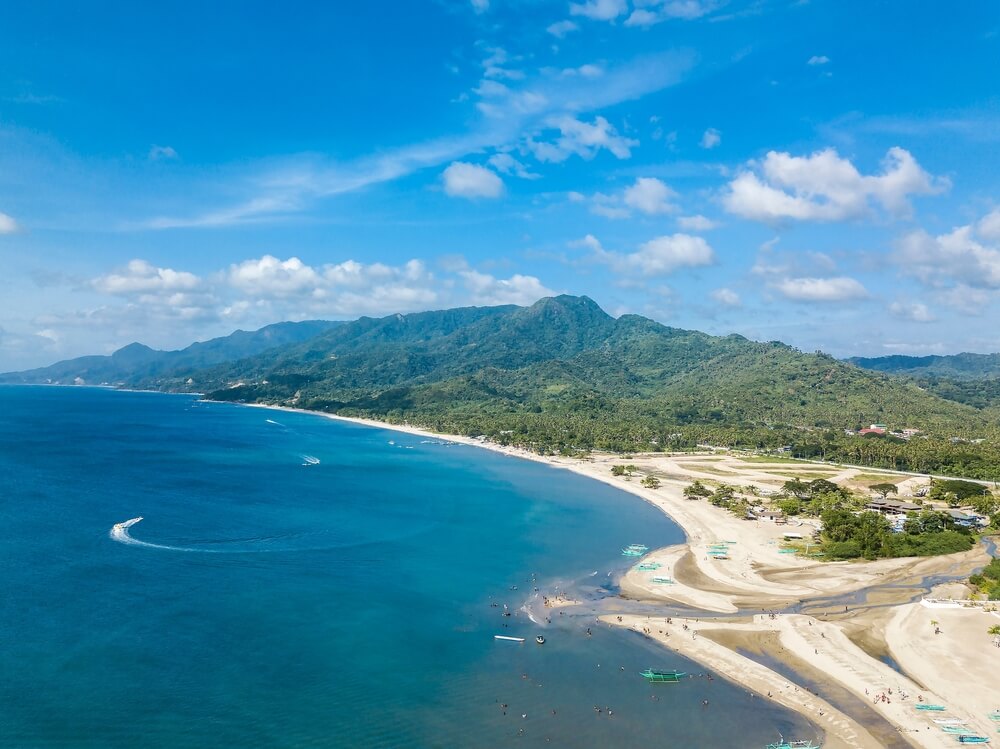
(916, 704), (948, 711)
(942, 726), (974, 734)
(988, 711), (1000, 721)
(935, 719), (969, 725)
(494, 635), (525, 643)
(639, 668), (687, 683)
(956, 736), (990, 744)
(765, 741), (821, 749)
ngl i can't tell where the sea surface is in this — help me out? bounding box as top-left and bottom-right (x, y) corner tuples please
(0, 386), (815, 748)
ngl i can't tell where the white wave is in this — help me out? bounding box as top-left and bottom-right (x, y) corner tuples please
(109, 517), (204, 552)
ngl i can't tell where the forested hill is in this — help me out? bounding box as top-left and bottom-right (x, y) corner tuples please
(9, 295), (999, 477)
(850, 353), (1000, 379)
(0, 320), (340, 386)
(159, 295), (988, 438)
(849, 353), (1000, 411)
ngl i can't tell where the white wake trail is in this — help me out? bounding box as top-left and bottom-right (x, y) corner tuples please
(109, 517), (205, 552)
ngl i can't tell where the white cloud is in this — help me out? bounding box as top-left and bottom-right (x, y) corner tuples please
(546, 20), (579, 37)
(623, 177), (678, 215)
(773, 276), (869, 302)
(700, 128), (721, 149)
(488, 153), (540, 179)
(888, 301), (935, 322)
(460, 269), (555, 305)
(569, 0), (628, 21)
(228, 256), (322, 297)
(0, 212), (19, 234)
(711, 287), (741, 307)
(807, 55), (830, 66)
(148, 145), (178, 161)
(977, 207), (1000, 241)
(723, 147), (947, 222)
(895, 223), (1000, 290)
(470, 0), (489, 12)
(527, 115), (638, 162)
(625, 9), (660, 26)
(93, 260), (202, 295)
(677, 214), (717, 231)
(141, 50), (695, 229)
(441, 162), (505, 198)
(584, 177), (677, 219)
(584, 233), (715, 275)
(625, 0), (717, 26)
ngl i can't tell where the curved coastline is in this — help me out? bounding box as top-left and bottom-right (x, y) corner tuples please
(234, 401), (996, 749)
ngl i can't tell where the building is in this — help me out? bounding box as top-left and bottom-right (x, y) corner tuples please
(755, 508), (786, 524)
(864, 498), (922, 515)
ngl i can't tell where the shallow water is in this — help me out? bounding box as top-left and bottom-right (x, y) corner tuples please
(0, 386), (815, 747)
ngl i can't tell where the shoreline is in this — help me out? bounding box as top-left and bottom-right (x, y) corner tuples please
(235, 401), (998, 749)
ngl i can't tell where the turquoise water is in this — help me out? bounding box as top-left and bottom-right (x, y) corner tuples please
(0, 386), (813, 747)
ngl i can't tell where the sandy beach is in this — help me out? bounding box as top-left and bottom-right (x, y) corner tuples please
(243, 403), (999, 749)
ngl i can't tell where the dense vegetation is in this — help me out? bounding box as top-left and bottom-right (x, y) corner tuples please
(969, 558), (1000, 600)
(7, 295), (1000, 480)
(680, 476), (987, 562)
(850, 353), (1000, 410)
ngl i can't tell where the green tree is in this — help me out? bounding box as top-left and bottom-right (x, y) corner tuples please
(710, 484), (736, 507)
(684, 480), (712, 500)
(870, 482), (898, 499)
(611, 465), (626, 477)
(783, 479), (811, 500)
(855, 511), (891, 559)
(641, 475), (661, 489)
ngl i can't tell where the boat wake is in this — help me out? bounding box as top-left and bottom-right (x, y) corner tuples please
(300, 454), (320, 466)
(109, 517), (205, 552)
(265, 418), (283, 426)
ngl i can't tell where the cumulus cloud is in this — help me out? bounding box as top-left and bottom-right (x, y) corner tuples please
(623, 177), (678, 215)
(547, 20), (579, 37)
(93, 260), (202, 295)
(677, 214), (718, 231)
(700, 128), (721, 149)
(977, 207), (1000, 241)
(460, 269), (556, 305)
(773, 276), (869, 302)
(807, 55), (830, 66)
(527, 115), (638, 163)
(442, 162), (505, 198)
(470, 0), (489, 12)
(228, 256), (321, 297)
(570, 0), (628, 21)
(711, 287), (741, 307)
(587, 177), (678, 219)
(889, 301), (935, 322)
(895, 222), (1000, 290)
(723, 147), (947, 223)
(583, 233), (715, 275)
(0, 212), (19, 234)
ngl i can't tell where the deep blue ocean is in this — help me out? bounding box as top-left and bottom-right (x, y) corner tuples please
(0, 386), (813, 747)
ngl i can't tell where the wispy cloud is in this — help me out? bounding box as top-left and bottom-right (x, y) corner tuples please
(139, 49), (696, 230)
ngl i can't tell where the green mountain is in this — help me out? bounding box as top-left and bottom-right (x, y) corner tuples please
(850, 353), (1000, 410)
(0, 320), (340, 386)
(850, 353), (1000, 379)
(11, 296), (998, 477)
(157, 296), (986, 436)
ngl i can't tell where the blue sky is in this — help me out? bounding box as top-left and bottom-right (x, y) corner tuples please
(1, 0), (999, 370)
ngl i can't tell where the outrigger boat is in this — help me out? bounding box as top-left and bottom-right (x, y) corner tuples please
(916, 704), (948, 711)
(493, 635), (525, 643)
(957, 737), (990, 744)
(942, 726), (975, 735)
(639, 668), (687, 683)
(622, 543), (649, 557)
(765, 740), (821, 749)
